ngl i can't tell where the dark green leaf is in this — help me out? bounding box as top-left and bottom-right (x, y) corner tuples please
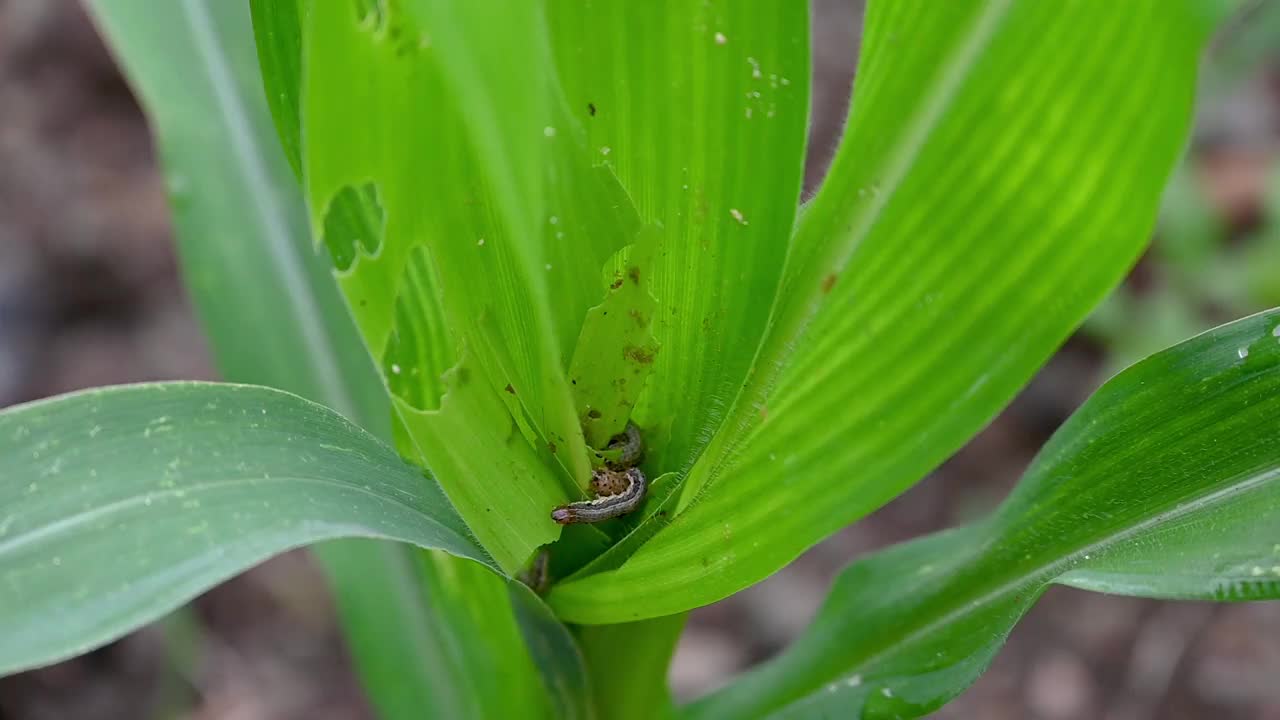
(688, 309), (1280, 719)
(0, 382), (488, 676)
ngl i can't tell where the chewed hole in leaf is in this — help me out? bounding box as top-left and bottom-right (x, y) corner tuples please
(353, 0), (386, 32)
(353, 0), (425, 57)
(382, 247), (456, 411)
(320, 182), (383, 272)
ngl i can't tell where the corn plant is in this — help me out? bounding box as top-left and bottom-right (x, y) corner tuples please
(3, 1), (1277, 718)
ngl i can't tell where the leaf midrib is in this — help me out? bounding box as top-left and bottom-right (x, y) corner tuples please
(0, 473), (477, 560)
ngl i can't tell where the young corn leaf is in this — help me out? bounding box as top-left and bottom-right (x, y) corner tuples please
(568, 230), (661, 450)
(298, 1), (647, 567)
(0, 383), (488, 676)
(545, 0), (811, 475)
(687, 308), (1280, 719)
(93, 3), (562, 717)
(549, 0), (1221, 624)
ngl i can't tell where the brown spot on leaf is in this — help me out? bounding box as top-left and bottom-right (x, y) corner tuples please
(587, 102), (597, 116)
(587, 408), (603, 420)
(624, 345), (656, 365)
(504, 384), (516, 394)
(627, 266), (641, 284)
(629, 309), (647, 327)
(822, 273), (838, 294)
(610, 275), (625, 290)
(548, 441), (557, 454)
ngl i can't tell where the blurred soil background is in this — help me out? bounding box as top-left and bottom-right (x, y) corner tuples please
(1, 1), (1279, 718)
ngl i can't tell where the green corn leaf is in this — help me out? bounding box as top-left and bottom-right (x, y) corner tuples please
(299, 1), (647, 565)
(687, 308), (1280, 719)
(545, 0), (811, 474)
(549, 0), (1219, 624)
(568, 231), (661, 450)
(0, 382), (488, 676)
(92, 3), (562, 716)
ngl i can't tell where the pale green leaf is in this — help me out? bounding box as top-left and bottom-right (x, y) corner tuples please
(550, 0), (1215, 623)
(299, 1), (647, 565)
(569, 233), (661, 450)
(546, 0), (811, 474)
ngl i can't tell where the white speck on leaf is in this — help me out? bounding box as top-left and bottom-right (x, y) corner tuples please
(846, 674), (862, 687)
(1238, 347), (1249, 359)
(477, 237), (486, 246)
(391, 363), (402, 375)
(729, 208), (748, 225)
(714, 31), (727, 45)
(543, 126), (556, 137)
(600, 146), (611, 155)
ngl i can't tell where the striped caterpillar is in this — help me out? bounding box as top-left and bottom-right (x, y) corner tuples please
(551, 422), (647, 524)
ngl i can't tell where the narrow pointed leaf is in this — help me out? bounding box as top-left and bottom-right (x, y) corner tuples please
(688, 308), (1280, 719)
(549, 0), (1219, 623)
